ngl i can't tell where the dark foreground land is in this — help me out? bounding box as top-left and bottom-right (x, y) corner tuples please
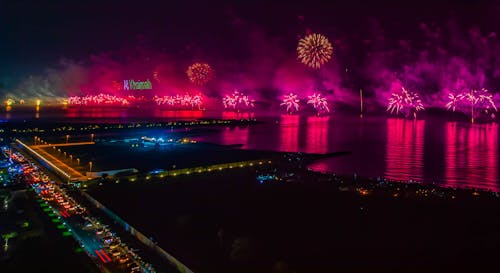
(0, 189), (98, 273)
(87, 167), (500, 273)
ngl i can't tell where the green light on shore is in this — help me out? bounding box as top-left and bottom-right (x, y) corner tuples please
(75, 247), (84, 253)
(52, 218), (61, 223)
(57, 224), (66, 229)
(62, 231), (72, 237)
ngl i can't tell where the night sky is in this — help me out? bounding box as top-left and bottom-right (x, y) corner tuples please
(1, 0), (499, 100)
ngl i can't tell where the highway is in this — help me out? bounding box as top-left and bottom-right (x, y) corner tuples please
(4, 147), (166, 273)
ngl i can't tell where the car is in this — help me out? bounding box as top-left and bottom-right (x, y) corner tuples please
(96, 228), (105, 235)
(109, 242), (120, 250)
(118, 255), (129, 264)
(103, 236), (114, 244)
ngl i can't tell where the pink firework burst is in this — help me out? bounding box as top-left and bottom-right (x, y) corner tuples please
(190, 95), (203, 109)
(68, 93), (132, 106)
(307, 93), (330, 115)
(154, 94), (203, 109)
(222, 91), (255, 111)
(222, 95), (237, 109)
(446, 88), (497, 123)
(281, 93), (300, 113)
(387, 87), (424, 118)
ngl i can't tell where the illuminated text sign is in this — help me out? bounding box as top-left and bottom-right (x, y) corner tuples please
(123, 79), (152, 90)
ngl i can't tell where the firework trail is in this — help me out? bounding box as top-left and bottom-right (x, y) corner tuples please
(307, 93), (330, 115)
(281, 93), (300, 113)
(386, 87), (424, 118)
(186, 63), (214, 86)
(297, 33), (333, 69)
(446, 88), (497, 122)
(153, 71), (160, 82)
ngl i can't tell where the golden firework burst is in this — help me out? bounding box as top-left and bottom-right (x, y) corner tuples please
(186, 63), (214, 86)
(297, 33), (333, 69)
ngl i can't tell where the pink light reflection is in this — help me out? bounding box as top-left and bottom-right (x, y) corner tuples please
(221, 111), (254, 120)
(279, 115), (300, 152)
(220, 126), (250, 148)
(305, 116), (329, 154)
(385, 118), (425, 181)
(445, 122), (498, 191)
(66, 107), (127, 118)
(153, 110), (204, 120)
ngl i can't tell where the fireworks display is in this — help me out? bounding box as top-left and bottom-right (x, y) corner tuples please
(153, 94), (204, 109)
(307, 93), (330, 115)
(67, 94), (132, 106)
(446, 88), (497, 122)
(387, 87), (425, 118)
(222, 91), (255, 111)
(153, 71), (160, 82)
(297, 33), (333, 69)
(281, 93), (300, 113)
(186, 63), (214, 86)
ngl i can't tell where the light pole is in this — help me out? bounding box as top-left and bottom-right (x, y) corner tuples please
(66, 135), (69, 144)
(91, 133), (94, 142)
(89, 161), (93, 173)
(76, 158), (80, 166)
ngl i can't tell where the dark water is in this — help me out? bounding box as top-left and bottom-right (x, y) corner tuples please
(3, 107), (499, 191)
(199, 114), (499, 191)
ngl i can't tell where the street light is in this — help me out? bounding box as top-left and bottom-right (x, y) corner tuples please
(66, 135), (69, 144)
(89, 161), (93, 173)
(76, 158), (80, 166)
(91, 133), (94, 142)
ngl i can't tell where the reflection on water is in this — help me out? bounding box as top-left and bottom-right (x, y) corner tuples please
(213, 114), (500, 191)
(220, 126), (250, 148)
(445, 122), (498, 190)
(3, 107), (500, 191)
(153, 109), (204, 119)
(279, 115), (300, 152)
(221, 111), (255, 120)
(385, 118), (425, 181)
(67, 108), (129, 119)
(305, 116), (330, 154)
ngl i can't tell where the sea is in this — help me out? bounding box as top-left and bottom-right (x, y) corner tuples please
(3, 106), (499, 191)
